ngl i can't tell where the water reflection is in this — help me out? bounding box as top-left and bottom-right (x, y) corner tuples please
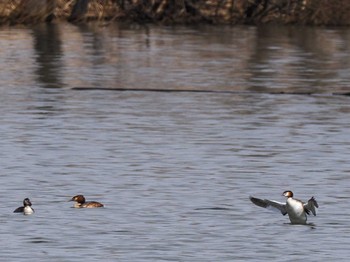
(11, 23), (347, 93)
(247, 26), (350, 92)
(31, 23), (63, 88)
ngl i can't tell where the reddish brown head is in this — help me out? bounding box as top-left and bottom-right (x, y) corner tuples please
(70, 195), (86, 204)
(282, 191), (294, 198)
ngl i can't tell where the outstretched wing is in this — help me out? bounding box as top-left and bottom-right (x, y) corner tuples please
(249, 196), (287, 216)
(303, 196), (318, 216)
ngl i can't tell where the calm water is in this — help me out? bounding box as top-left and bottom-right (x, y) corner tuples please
(0, 23), (350, 261)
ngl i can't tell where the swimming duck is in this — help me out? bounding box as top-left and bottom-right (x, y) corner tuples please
(250, 190), (318, 224)
(14, 198), (35, 215)
(70, 195), (104, 208)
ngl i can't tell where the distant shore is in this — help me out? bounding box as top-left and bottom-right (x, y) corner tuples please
(1, 0), (350, 26)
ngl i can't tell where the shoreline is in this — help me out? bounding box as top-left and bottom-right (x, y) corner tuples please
(1, 0), (350, 26)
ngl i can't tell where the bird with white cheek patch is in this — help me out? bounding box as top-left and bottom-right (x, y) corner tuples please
(250, 190), (318, 224)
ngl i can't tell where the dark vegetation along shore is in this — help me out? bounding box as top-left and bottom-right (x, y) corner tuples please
(1, 0), (350, 26)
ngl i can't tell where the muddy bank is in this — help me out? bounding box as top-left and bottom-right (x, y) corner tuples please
(1, 0), (350, 26)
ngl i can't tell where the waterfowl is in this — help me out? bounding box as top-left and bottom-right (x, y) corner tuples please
(14, 198), (35, 215)
(70, 195), (104, 208)
(249, 190), (318, 224)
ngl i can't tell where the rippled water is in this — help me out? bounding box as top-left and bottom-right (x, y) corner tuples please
(0, 23), (350, 261)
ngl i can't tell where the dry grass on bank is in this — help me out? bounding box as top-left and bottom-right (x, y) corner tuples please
(300, 0), (350, 26)
(0, 0), (349, 26)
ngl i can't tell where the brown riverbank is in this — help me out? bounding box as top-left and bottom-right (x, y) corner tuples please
(1, 0), (350, 26)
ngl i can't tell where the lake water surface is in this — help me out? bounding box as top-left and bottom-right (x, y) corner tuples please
(0, 22), (350, 261)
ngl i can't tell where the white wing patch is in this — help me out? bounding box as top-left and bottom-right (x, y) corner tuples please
(249, 196), (287, 216)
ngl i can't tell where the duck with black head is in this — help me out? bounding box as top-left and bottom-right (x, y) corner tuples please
(14, 198), (35, 215)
